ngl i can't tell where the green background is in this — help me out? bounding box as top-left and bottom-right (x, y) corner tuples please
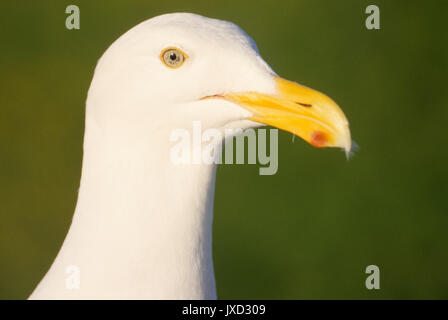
(1, 0), (447, 299)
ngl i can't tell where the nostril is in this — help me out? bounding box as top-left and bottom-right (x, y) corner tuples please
(296, 102), (312, 107)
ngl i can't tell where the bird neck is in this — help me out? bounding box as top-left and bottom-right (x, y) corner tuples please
(31, 115), (218, 299)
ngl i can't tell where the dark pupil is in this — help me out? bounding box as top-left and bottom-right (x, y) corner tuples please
(169, 53), (177, 61)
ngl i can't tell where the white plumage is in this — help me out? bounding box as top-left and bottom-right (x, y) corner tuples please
(30, 13), (350, 299)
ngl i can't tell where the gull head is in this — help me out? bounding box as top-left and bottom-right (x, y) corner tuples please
(87, 12), (351, 152)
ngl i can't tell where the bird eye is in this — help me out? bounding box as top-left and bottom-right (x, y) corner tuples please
(161, 47), (187, 68)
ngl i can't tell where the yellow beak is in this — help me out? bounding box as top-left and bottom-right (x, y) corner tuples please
(224, 77), (351, 153)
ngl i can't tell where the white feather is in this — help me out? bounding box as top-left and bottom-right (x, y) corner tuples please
(30, 13), (276, 299)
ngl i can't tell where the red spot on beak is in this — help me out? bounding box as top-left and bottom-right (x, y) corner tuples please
(310, 131), (328, 148)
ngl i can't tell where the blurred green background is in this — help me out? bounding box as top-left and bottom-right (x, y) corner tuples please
(1, 0), (447, 299)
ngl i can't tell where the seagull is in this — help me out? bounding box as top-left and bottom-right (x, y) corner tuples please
(29, 12), (351, 299)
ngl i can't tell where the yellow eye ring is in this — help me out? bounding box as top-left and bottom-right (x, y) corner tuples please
(160, 47), (188, 68)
